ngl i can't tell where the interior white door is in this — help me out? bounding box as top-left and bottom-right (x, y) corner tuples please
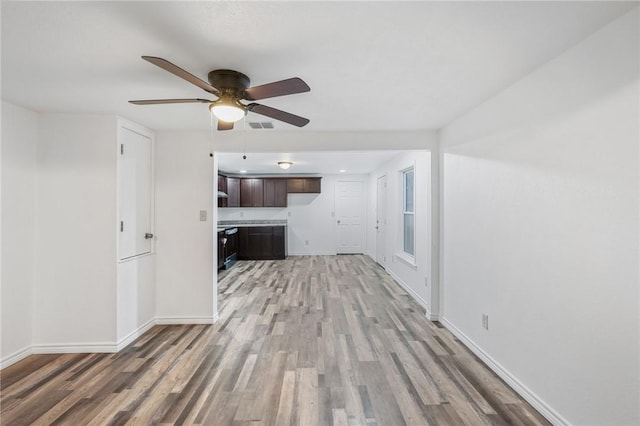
(118, 126), (152, 260)
(376, 175), (387, 265)
(335, 180), (366, 254)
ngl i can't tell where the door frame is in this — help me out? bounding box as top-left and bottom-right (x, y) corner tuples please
(376, 175), (387, 266)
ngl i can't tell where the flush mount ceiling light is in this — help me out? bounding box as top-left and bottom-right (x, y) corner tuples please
(278, 161), (293, 170)
(209, 96), (246, 123)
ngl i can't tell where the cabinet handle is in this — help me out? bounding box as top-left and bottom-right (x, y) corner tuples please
(144, 233), (154, 239)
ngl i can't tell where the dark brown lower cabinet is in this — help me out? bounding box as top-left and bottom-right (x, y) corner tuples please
(238, 226), (286, 260)
(217, 230), (225, 269)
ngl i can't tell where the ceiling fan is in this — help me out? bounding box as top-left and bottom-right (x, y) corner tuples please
(129, 56), (310, 130)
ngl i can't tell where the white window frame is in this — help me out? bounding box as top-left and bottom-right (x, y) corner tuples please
(401, 166), (415, 259)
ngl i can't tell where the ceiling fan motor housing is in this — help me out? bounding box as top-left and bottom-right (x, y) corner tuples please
(207, 69), (250, 94)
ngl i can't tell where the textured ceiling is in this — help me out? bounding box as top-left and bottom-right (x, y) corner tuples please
(217, 150), (408, 175)
(2, 1), (635, 133)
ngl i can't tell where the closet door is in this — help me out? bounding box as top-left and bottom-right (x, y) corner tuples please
(118, 125), (153, 260)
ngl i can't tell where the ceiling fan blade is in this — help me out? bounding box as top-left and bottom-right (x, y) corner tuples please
(243, 77), (310, 101)
(142, 56), (219, 95)
(247, 103), (310, 127)
(129, 98), (211, 105)
(217, 120), (234, 131)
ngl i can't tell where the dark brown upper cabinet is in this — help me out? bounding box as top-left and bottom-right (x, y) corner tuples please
(218, 174), (227, 208)
(287, 177), (321, 194)
(263, 179), (288, 207)
(226, 177), (241, 207)
(240, 178), (264, 207)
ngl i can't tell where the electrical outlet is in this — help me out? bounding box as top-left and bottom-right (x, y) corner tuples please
(424, 277), (429, 287)
(288, 211), (291, 217)
(199, 210), (207, 222)
(482, 314), (489, 330)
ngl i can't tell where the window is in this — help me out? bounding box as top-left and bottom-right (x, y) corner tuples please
(402, 167), (415, 257)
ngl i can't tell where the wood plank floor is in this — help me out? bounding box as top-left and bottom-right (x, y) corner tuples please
(1, 255), (550, 425)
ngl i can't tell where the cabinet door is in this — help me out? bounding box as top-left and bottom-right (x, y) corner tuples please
(238, 227), (250, 259)
(227, 177), (240, 207)
(241, 178), (264, 207)
(263, 179), (287, 207)
(258, 232), (273, 259)
(287, 177), (321, 194)
(273, 226), (286, 259)
(251, 179), (264, 207)
(287, 178), (305, 193)
(274, 179), (288, 206)
(305, 178), (322, 193)
(240, 179), (252, 207)
(218, 175), (227, 208)
(263, 179), (276, 207)
(217, 231), (225, 269)
(118, 126), (152, 260)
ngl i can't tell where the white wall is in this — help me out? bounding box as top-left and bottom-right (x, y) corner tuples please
(34, 114), (119, 347)
(1, 102), (38, 365)
(367, 151), (436, 317)
(439, 9), (639, 425)
(154, 131), (215, 323)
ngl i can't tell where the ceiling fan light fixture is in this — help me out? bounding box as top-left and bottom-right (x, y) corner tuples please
(278, 161), (293, 170)
(209, 98), (246, 123)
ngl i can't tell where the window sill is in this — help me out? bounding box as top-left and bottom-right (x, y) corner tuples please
(394, 252), (417, 270)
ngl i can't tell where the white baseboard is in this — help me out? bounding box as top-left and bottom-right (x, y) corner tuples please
(385, 267), (440, 321)
(386, 268), (428, 308)
(0, 346), (34, 369)
(1, 316), (219, 370)
(32, 342), (118, 354)
(288, 251), (336, 256)
(154, 316), (216, 325)
(117, 319), (156, 351)
(440, 317), (568, 426)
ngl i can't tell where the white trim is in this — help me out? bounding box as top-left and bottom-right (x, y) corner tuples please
(1, 316), (220, 369)
(116, 319), (156, 351)
(154, 316), (216, 325)
(32, 343), (118, 354)
(288, 251), (337, 256)
(0, 346), (34, 369)
(385, 267), (438, 321)
(440, 317), (569, 426)
(394, 252), (417, 269)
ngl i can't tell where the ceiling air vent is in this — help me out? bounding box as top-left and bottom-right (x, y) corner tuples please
(248, 122), (274, 129)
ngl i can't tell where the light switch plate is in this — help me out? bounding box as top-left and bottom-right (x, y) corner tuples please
(199, 210), (207, 222)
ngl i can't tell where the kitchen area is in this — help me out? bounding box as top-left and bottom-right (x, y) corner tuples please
(216, 171), (322, 271)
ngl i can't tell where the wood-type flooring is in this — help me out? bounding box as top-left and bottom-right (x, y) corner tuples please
(1, 255), (550, 425)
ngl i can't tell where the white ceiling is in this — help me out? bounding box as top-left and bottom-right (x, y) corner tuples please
(2, 1), (635, 134)
(217, 150), (407, 175)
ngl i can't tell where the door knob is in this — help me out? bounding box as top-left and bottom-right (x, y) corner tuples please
(144, 233), (154, 239)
